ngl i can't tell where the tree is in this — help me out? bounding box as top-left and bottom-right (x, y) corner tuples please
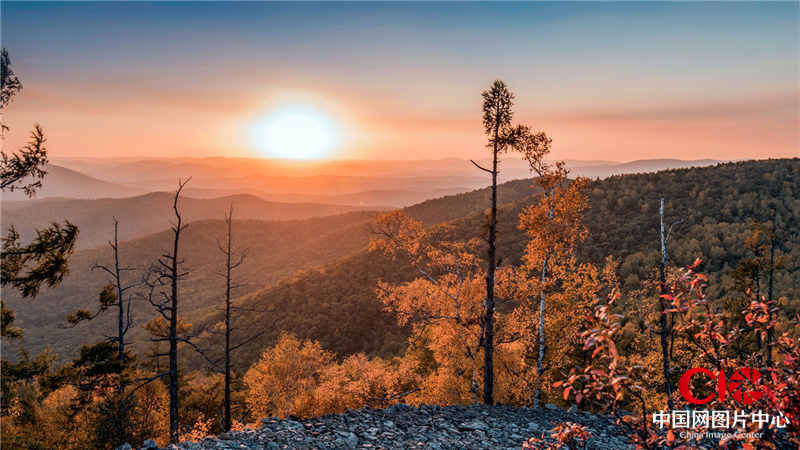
(1, 125), (48, 196)
(0, 47), (77, 336)
(216, 205), (248, 432)
(471, 80), (524, 405)
(516, 134), (588, 407)
(143, 178), (191, 444)
(244, 333), (333, 419)
(656, 198), (676, 409)
(1, 48), (23, 114)
(372, 211), (488, 403)
(66, 218), (139, 446)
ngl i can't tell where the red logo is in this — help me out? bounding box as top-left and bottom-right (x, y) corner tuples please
(678, 367), (763, 405)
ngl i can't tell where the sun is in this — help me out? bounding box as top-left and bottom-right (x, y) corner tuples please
(250, 106), (340, 160)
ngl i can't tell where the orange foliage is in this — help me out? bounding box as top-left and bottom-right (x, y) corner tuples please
(244, 333), (418, 418)
(371, 210), (524, 404)
(244, 333), (334, 418)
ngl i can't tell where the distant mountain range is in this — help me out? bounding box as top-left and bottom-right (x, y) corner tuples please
(2, 192), (380, 250)
(0, 165), (144, 201)
(32, 157), (726, 207)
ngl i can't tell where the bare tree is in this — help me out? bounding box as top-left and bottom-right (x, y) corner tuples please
(144, 178), (191, 444)
(216, 205), (247, 432)
(657, 197), (683, 409)
(766, 215), (777, 368)
(657, 198), (674, 409)
(66, 218), (138, 444)
(89, 219), (138, 365)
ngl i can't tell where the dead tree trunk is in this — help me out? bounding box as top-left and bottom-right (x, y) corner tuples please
(143, 179), (190, 444)
(90, 218), (137, 445)
(212, 204), (250, 431)
(658, 198), (675, 410)
(766, 214), (777, 367)
(222, 207), (234, 432)
(224, 221), (232, 432)
(166, 180), (188, 444)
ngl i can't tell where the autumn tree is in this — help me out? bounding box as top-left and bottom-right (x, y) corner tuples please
(371, 211), (527, 405)
(244, 333), (418, 419)
(516, 138), (589, 406)
(244, 333), (334, 418)
(555, 271), (662, 449)
(372, 212), (486, 403)
(733, 220), (787, 366)
(470, 80), (556, 405)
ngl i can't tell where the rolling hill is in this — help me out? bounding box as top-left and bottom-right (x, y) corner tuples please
(0, 165), (144, 201)
(0, 177), (550, 363)
(1, 211), (384, 362)
(1, 192), (382, 250)
(189, 159), (799, 371)
(3, 159), (796, 370)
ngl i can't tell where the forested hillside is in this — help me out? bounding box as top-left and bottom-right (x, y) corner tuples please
(6, 159), (796, 369)
(194, 159), (799, 370)
(2, 212), (383, 361)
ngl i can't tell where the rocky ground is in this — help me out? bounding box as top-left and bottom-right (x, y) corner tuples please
(125, 403), (633, 449)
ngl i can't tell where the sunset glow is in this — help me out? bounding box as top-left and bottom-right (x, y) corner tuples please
(2, 2), (797, 161)
(249, 106), (341, 160)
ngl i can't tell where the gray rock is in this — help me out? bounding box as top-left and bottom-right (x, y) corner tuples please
(140, 440), (158, 450)
(171, 404), (634, 449)
(115, 444), (132, 450)
(336, 430), (359, 448)
(545, 403), (559, 410)
(458, 420), (488, 431)
(283, 419), (302, 430)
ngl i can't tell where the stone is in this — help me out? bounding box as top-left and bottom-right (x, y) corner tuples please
(336, 430), (359, 448)
(140, 440), (158, 449)
(458, 420), (488, 431)
(114, 444), (132, 450)
(169, 404), (634, 449)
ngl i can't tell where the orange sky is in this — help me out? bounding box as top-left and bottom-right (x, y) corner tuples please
(2, 2), (798, 162)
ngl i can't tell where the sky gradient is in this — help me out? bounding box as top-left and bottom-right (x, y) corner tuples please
(2, 2), (798, 161)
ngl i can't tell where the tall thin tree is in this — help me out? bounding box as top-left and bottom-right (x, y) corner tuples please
(144, 178), (191, 443)
(471, 80), (516, 405)
(217, 205), (247, 432)
(68, 218), (138, 444)
(658, 198), (674, 409)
